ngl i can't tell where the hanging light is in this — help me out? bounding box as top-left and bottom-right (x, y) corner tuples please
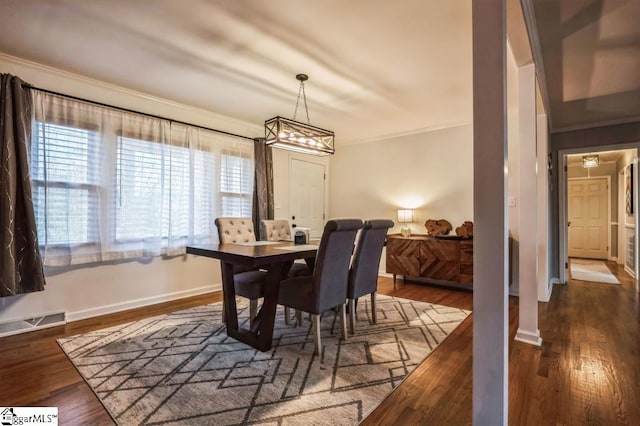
(582, 154), (599, 168)
(265, 74), (335, 156)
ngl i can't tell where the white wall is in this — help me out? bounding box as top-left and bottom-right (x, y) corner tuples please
(329, 124), (473, 231)
(328, 124), (474, 273)
(506, 44), (520, 293)
(0, 53), (262, 323)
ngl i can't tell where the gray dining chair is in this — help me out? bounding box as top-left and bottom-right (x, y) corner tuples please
(347, 219), (395, 334)
(215, 217), (266, 325)
(278, 219), (363, 355)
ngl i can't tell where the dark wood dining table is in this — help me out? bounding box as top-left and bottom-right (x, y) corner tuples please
(186, 241), (318, 351)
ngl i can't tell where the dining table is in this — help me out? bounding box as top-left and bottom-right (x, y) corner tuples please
(186, 240), (318, 351)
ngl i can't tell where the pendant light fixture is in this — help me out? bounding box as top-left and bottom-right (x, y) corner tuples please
(582, 154), (600, 168)
(265, 74), (335, 156)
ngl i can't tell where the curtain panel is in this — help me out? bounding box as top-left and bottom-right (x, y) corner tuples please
(31, 91), (255, 266)
(0, 74), (46, 297)
(252, 138), (274, 233)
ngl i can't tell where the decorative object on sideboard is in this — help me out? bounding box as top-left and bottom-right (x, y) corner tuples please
(455, 221), (474, 238)
(397, 209), (414, 237)
(264, 73), (335, 156)
(425, 219), (452, 236)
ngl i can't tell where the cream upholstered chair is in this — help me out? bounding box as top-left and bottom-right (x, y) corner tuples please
(217, 217), (259, 244)
(260, 219), (293, 241)
(215, 218), (266, 325)
(260, 219), (312, 324)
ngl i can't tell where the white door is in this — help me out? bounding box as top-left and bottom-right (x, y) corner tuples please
(290, 158), (325, 238)
(568, 178), (608, 259)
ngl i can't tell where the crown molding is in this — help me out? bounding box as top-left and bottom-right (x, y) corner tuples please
(551, 116), (640, 134)
(0, 51), (263, 138)
(340, 121), (473, 147)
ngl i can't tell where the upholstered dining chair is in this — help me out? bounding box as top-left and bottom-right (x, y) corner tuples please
(260, 219), (312, 276)
(278, 219), (363, 355)
(260, 219), (293, 241)
(215, 217), (266, 325)
(260, 219), (312, 325)
(347, 219), (395, 334)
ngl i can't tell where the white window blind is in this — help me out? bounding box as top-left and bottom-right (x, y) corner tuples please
(221, 152), (253, 217)
(31, 92), (255, 266)
(31, 122), (100, 246)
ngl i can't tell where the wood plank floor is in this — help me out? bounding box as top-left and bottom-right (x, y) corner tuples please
(1, 263), (638, 425)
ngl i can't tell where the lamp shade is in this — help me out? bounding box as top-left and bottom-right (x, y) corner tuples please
(397, 209), (414, 223)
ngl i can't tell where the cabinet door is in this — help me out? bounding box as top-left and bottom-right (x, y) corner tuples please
(386, 237), (421, 277)
(420, 239), (460, 282)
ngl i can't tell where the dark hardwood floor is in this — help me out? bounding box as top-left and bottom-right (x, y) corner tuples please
(1, 263), (638, 425)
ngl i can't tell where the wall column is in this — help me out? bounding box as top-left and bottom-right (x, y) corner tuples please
(472, 0), (508, 423)
(537, 112), (551, 301)
(516, 63), (542, 346)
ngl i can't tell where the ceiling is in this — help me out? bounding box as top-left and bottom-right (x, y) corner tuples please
(0, 0), (472, 145)
(531, 0), (640, 132)
(1, 1), (635, 142)
(566, 148), (632, 165)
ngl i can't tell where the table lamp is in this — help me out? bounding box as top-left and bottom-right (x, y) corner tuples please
(397, 209), (414, 237)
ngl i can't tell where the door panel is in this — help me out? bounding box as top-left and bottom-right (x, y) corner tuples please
(568, 178), (608, 259)
(290, 159), (325, 239)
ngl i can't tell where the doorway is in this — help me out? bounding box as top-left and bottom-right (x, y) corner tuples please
(559, 147), (639, 286)
(567, 177), (609, 260)
(289, 158), (326, 239)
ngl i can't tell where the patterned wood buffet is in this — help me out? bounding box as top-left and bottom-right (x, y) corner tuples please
(386, 234), (473, 289)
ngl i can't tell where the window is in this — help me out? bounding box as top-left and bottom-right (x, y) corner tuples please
(32, 91), (255, 266)
(31, 122), (100, 246)
(220, 152), (253, 217)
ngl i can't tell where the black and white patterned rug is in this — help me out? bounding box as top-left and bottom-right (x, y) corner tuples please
(58, 295), (470, 425)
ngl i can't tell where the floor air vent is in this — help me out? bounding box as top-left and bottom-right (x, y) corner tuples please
(0, 312), (66, 338)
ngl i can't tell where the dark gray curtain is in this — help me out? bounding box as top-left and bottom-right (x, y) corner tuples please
(252, 138), (274, 233)
(0, 74), (46, 297)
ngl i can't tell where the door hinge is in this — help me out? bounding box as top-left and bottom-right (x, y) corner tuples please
(565, 262), (568, 269)
(323, 212), (325, 220)
(323, 173), (326, 180)
(564, 165), (568, 172)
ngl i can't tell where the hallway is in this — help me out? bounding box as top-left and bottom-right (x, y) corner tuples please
(509, 261), (640, 425)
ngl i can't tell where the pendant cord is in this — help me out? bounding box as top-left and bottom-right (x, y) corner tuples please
(293, 81), (311, 124)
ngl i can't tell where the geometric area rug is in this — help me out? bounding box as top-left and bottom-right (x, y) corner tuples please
(570, 258), (620, 284)
(58, 295), (470, 425)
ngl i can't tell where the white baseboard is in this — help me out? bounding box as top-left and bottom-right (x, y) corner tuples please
(514, 328), (542, 346)
(378, 271), (393, 278)
(624, 265), (636, 278)
(67, 284), (220, 322)
(540, 278), (560, 302)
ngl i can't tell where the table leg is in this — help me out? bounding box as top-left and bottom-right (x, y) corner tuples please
(223, 262), (283, 352)
(221, 261), (238, 330)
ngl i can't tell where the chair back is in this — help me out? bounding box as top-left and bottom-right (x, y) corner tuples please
(260, 220), (293, 241)
(215, 218), (257, 243)
(312, 219), (363, 312)
(348, 219), (395, 299)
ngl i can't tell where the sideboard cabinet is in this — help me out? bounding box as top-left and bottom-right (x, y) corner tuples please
(386, 234), (473, 289)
